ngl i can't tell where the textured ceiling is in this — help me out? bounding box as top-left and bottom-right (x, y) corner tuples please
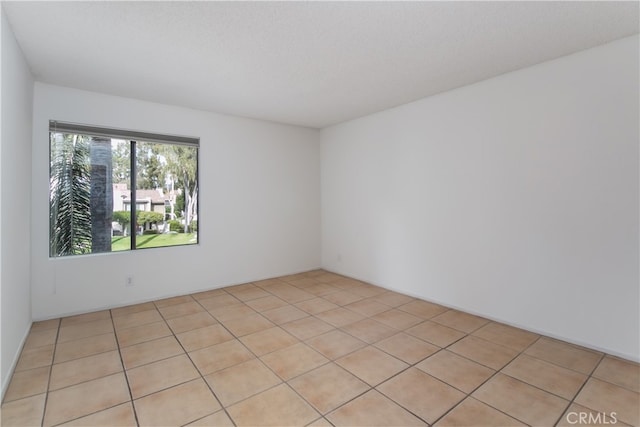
(3, 1), (639, 128)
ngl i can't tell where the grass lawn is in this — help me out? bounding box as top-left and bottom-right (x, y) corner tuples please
(112, 233), (197, 251)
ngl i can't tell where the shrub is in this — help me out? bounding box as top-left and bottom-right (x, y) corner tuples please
(189, 220), (198, 233)
(137, 211), (164, 225)
(142, 229), (158, 235)
(167, 219), (183, 233)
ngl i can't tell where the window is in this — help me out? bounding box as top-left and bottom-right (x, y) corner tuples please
(49, 121), (199, 257)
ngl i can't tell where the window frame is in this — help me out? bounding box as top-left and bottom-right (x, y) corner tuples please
(49, 120), (200, 257)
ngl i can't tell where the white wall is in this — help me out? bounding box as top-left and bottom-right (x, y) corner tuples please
(321, 35), (639, 361)
(32, 84), (320, 320)
(1, 10), (34, 394)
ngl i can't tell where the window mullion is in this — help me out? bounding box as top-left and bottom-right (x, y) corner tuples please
(130, 140), (137, 250)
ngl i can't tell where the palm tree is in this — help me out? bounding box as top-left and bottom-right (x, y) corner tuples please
(49, 134), (92, 256)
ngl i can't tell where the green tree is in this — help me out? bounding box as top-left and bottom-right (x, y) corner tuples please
(49, 134), (92, 256)
(111, 140), (130, 185)
(162, 145), (198, 233)
(137, 142), (166, 189)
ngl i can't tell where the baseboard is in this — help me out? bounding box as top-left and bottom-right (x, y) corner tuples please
(1, 323), (31, 400)
(321, 267), (640, 364)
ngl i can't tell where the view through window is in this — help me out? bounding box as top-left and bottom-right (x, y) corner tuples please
(49, 122), (199, 257)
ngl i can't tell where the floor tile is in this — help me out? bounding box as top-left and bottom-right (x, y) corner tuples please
(49, 350), (123, 391)
(229, 286), (270, 301)
(378, 367), (465, 424)
(295, 298), (339, 315)
(261, 342), (328, 380)
(112, 309), (163, 331)
(336, 346), (408, 386)
(323, 291), (364, 306)
(524, 337), (603, 374)
(282, 316), (335, 340)
(24, 328), (58, 350)
(222, 312), (275, 336)
(240, 327), (298, 356)
(472, 373), (569, 426)
(120, 335), (184, 369)
(3, 366), (50, 402)
(15, 344), (54, 372)
(60, 310), (111, 327)
(153, 294), (194, 308)
(204, 359), (281, 406)
(111, 302), (156, 317)
(371, 309), (422, 330)
(434, 397), (526, 426)
(557, 403), (632, 427)
(176, 324), (234, 352)
(127, 354), (200, 399)
(134, 378), (220, 426)
(189, 339), (255, 374)
(186, 410), (235, 426)
(502, 353), (588, 399)
(262, 305), (308, 324)
(417, 350), (495, 394)
(431, 309), (489, 333)
(375, 332), (439, 364)
(306, 330), (367, 360)
(58, 318), (115, 343)
(289, 363), (369, 414)
(269, 286), (315, 304)
(116, 320), (172, 347)
(340, 318), (397, 344)
(0, 393), (46, 427)
(307, 417), (333, 427)
(166, 311), (218, 334)
(191, 288), (226, 301)
(227, 383), (319, 426)
(398, 300), (448, 319)
(592, 355), (640, 392)
(197, 293), (241, 310)
(246, 295), (289, 312)
(327, 390), (426, 426)
(472, 322), (539, 352)
(208, 304), (256, 322)
(304, 283), (340, 297)
(371, 291), (415, 307)
(316, 307), (364, 328)
(349, 284), (387, 298)
(574, 377), (639, 426)
(157, 301), (204, 319)
(448, 335), (519, 370)
(58, 402), (137, 426)
(54, 333), (117, 363)
(406, 321), (466, 347)
(7, 272), (638, 427)
(30, 318), (60, 332)
(43, 373), (130, 426)
(344, 299), (389, 317)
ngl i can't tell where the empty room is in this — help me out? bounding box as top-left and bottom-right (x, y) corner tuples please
(1, 1), (638, 426)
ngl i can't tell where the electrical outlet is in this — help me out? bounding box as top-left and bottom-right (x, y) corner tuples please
(125, 276), (134, 287)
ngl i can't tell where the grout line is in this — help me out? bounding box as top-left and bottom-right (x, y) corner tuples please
(109, 309), (141, 427)
(40, 319), (61, 427)
(160, 295), (239, 427)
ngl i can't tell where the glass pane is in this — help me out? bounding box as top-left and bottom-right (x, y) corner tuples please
(111, 139), (131, 252)
(134, 141), (198, 249)
(50, 133), (131, 256)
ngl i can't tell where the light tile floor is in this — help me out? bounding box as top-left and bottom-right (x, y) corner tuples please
(2, 270), (639, 426)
